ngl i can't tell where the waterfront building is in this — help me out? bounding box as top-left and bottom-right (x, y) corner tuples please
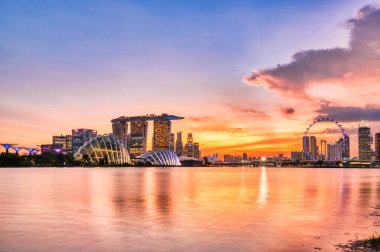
(185, 133), (194, 157)
(112, 121), (128, 149)
(243, 153), (248, 161)
(153, 120), (171, 151)
(72, 129), (97, 153)
(358, 121), (371, 161)
(129, 120), (148, 158)
(175, 131), (183, 155)
(194, 143), (200, 159)
(52, 135), (72, 152)
(375, 133), (380, 160)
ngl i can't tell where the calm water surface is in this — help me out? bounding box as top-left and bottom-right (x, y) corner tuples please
(0, 167), (380, 251)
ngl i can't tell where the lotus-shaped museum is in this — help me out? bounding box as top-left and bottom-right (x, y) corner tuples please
(74, 134), (130, 165)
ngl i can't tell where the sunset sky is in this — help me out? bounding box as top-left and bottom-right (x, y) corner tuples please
(1, 0), (380, 157)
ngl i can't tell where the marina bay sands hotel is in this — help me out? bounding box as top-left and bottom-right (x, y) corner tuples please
(111, 114), (184, 158)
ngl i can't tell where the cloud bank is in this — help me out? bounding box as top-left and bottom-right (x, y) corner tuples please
(243, 4), (380, 97)
(316, 104), (380, 122)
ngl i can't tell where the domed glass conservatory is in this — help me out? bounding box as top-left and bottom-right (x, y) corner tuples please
(136, 150), (181, 166)
(74, 134), (130, 165)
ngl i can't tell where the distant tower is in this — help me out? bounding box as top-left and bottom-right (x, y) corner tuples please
(175, 131), (183, 155)
(169, 133), (175, 151)
(153, 120), (171, 151)
(302, 136), (310, 160)
(343, 135), (350, 159)
(185, 133), (194, 157)
(194, 143), (200, 159)
(358, 121), (371, 160)
(310, 136), (317, 160)
(320, 140), (327, 157)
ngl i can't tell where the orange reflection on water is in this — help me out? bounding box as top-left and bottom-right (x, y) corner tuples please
(0, 167), (380, 251)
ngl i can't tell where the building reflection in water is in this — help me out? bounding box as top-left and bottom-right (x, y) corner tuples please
(154, 170), (172, 222)
(240, 167), (246, 199)
(257, 167), (268, 207)
(359, 182), (372, 207)
(112, 171), (146, 217)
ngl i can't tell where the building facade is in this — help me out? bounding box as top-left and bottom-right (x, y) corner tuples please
(72, 129), (97, 153)
(185, 133), (194, 157)
(193, 143), (200, 159)
(358, 121), (371, 160)
(342, 135), (350, 159)
(52, 135), (72, 152)
(152, 120), (171, 151)
(129, 120), (148, 158)
(112, 122), (128, 149)
(310, 136), (317, 160)
(175, 131), (183, 156)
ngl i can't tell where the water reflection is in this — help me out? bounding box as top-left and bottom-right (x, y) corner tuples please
(257, 167), (268, 207)
(0, 167), (379, 252)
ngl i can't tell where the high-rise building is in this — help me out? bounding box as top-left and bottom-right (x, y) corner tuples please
(358, 121), (371, 160)
(185, 133), (194, 157)
(169, 133), (175, 151)
(175, 131), (183, 155)
(129, 120), (148, 158)
(310, 136), (317, 160)
(243, 153), (248, 161)
(320, 140), (327, 160)
(375, 133), (380, 160)
(302, 136), (310, 160)
(194, 143), (200, 159)
(72, 129), (97, 153)
(152, 120), (171, 151)
(112, 122), (128, 149)
(53, 135), (72, 152)
(342, 135), (350, 159)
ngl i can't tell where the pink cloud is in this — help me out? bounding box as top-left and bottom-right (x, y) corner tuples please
(243, 4), (380, 99)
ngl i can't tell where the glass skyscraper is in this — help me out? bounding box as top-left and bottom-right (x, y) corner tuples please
(358, 121), (371, 161)
(175, 131), (183, 155)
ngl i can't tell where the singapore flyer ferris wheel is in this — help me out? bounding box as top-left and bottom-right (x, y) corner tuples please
(303, 117), (348, 161)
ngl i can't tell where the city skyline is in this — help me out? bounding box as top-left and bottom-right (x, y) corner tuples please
(2, 1), (380, 156)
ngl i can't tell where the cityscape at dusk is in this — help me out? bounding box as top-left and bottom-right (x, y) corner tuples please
(3, 0), (380, 158)
(2, 1), (380, 251)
